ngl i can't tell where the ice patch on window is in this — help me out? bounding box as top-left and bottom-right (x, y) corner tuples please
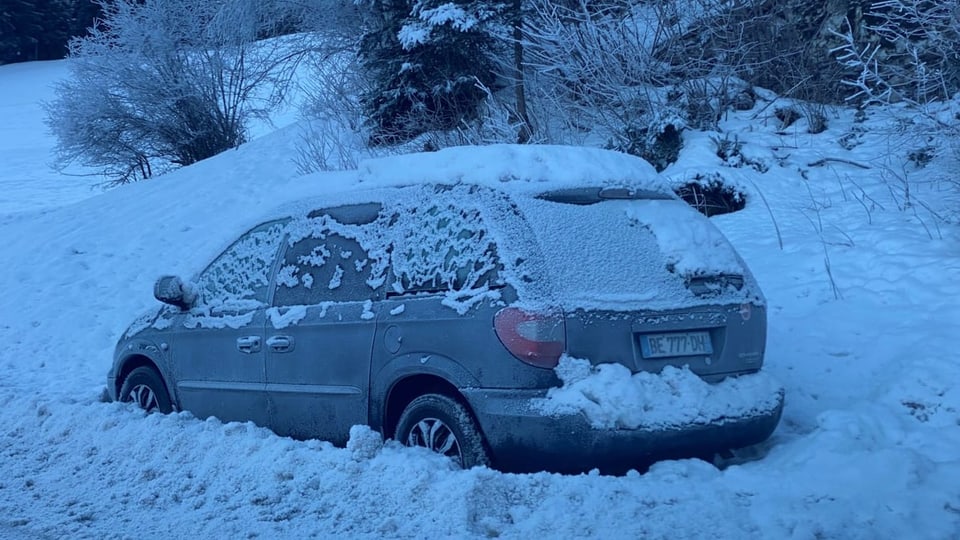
(515, 197), (760, 311)
(267, 305), (308, 329)
(276, 265), (299, 288)
(281, 213), (390, 299)
(299, 244), (330, 267)
(533, 356), (784, 430)
(329, 265), (344, 289)
(302, 273), (314, 289)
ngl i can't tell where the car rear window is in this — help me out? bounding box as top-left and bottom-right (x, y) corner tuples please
(515, 196), (753, 312)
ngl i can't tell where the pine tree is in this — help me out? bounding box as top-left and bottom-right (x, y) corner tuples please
(0, 6), (17, 63)
(0, 0), (43, 64)
(70, 0), (103, 39)
(361, 0), (505, 145)
(34, 0), (72, 60)
(0, 0), (76, 64)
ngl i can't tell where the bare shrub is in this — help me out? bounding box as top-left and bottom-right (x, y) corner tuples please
(774, 107), (801, 129)
(800, 102), (829, 134)
(46, 0), (308, 184)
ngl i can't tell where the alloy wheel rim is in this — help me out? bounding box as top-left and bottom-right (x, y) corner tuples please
(128, 384), (159, 412)
(406, 417), (463, 464)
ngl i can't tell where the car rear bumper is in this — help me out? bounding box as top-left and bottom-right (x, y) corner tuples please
(461, 382), (784, 474)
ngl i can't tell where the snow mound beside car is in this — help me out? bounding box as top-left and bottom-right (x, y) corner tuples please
(534, 356), (784, 430)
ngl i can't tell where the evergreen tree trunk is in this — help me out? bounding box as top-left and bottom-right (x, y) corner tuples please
(512, 0), (532, 143)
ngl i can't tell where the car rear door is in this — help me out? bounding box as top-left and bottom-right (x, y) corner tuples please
(264, 204), (387, 444)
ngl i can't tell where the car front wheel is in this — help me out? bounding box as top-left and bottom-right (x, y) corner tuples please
(119, 366), (173, 414)
(396, 393), (489, 469)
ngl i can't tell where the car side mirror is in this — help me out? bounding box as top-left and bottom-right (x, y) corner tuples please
(154, 275), (197, 310)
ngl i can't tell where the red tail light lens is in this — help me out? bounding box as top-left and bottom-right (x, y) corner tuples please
(494, 307), (566, 368)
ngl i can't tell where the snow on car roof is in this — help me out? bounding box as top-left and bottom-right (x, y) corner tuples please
(281, 144), (671, 228)
(354, 144), (670, 195)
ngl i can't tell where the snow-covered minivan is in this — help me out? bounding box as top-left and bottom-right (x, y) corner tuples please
(108, 145), (783, 473)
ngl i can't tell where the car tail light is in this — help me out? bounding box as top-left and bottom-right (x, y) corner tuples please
(494, 307), (566, 369)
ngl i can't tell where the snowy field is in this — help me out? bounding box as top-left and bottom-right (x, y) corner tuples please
(1, 60), (959, 539)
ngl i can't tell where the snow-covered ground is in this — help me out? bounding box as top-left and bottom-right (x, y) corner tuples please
(1, 60), (959, 539)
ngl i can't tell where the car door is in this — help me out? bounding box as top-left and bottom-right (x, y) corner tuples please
(168, 220), (286, 427)
(264, 204), (387, 444)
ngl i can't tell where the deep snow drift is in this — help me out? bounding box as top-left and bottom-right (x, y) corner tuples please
(1, 60), (959, 539)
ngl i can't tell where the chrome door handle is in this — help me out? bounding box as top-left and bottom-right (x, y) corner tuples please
(266, 335), (295, 353)
(236, 336), (261, 354)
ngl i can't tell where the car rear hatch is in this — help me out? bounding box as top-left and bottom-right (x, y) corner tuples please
(514, 187), (766, 379)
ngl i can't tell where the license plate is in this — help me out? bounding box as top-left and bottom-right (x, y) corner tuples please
(640, 331), (713, 359)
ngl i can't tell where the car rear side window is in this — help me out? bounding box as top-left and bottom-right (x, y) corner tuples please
(388, 199), (503, 296)
(272, 205), (387, 306)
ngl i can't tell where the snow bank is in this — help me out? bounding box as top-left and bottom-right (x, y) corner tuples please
(534, 356), (784, 429)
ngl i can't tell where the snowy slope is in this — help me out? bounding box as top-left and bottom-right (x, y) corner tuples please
(1, 61), (959, 539)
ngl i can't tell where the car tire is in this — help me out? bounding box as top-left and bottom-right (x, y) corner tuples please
(119, 366), (173, 414)
(396, 393), (490, 469)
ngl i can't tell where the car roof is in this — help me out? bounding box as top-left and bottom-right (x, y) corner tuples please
(274, 144), (670, 220)
(354, 144), (667, 196)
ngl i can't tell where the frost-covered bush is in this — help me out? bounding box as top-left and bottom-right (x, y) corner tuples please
(681, 79), (720, 131)
(774, 107), (801, 130)
(710, 133), (768, 173)
(519, 1), (669, 145)
(652, 0), (853, 105)
(834, 0), (960, 107)
(833, 0), (960, 167)
(45, 0), (307, 184)
(801, 102), (829, 134)
(608, 118), (684, 173)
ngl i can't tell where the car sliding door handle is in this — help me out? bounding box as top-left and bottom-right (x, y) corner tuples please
(266, 335), (295, 353)
(236, 336), (261, 354)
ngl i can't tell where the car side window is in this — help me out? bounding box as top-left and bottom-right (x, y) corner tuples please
(195, 220), (287, 312)
(273, 206), (387, 306)
(389, 198), (503, 296)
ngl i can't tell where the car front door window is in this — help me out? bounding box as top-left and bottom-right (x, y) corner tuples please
(196, 220), (287, 314)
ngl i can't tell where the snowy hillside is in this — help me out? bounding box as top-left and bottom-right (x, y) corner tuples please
(1, 60), (959, 539)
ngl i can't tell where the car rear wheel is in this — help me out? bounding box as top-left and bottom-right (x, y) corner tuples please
(119, 366), (173, 414)
(396, 393), (489, 469)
